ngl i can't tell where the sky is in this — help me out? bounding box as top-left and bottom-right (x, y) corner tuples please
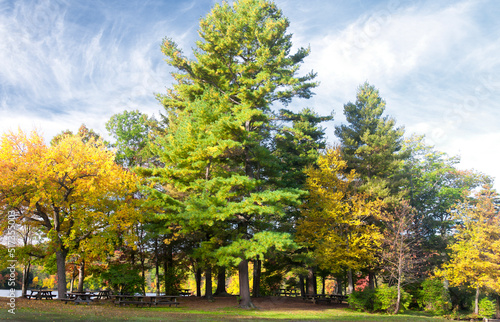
(0, 0), (499, 188)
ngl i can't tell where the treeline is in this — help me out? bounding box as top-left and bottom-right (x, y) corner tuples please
(0, 0), (499, 318)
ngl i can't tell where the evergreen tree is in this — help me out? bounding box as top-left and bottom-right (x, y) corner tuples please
(274, 108), (331, 190)
(335, 82), (407, 288)
(147, 0), (317, 305)
(335, 82), (405, 199)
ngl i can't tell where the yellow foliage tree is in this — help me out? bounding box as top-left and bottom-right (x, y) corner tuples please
(296, 147), (383, 293)
(441, 186), (500, 314)
(0, 129), (139, 298)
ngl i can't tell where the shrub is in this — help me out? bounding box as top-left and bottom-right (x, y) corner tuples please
(348, 288), (375, 312)
(101, 263), (143, 294)
(348, 284), (412, 313)
(373, 284), (412, 313)
(418, 278), (451, 315)
(478, 297), (496, 319)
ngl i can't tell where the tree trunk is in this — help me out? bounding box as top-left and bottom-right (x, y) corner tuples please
(474, 285), (480, 314)
(70, 269), (75, 293)
(394, 278), (401, 314)
(347, 269), (354, 294)
(336, 276), (343, 295)
(205, 266), (213, 300)
(195, 267), (202, 297)
(155, 240), (160, 295)
(238, 259), (255, 308)
(22, 262), (30, 297)
(313, 271), (318, 295)
(252, 255), (261, 298)
(322, 275), (326, 295)
(77, 260), (85, 292)
(163, 241), (176, 295)
(69, 278), (74, 293)
(56, 249), (68, 298)
(214, 267), (227, 296)
(307, 267), (316, 295)
(299, 274), (305, 297)
(495, 293), (500, 318)
(140, 254), (146, 295)
(368, 270), (375, 289)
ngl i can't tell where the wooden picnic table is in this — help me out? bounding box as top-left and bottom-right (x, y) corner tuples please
(94, 290), (112, 300)
(329, 293), (348, 303)
(63, 292), (95, 305)
(275, 288), (300, 297)
(114, 294), (148, 307)
(27, 290), (55, 300)
(303, 293), (348, 304)
(114, 294), (181, 307)
(148, 295), (180, 307)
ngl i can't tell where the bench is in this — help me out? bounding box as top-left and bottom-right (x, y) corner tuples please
(303, 293), (348, 304)
(330, 294), (348, 303)
(275, 289), (300, 297)
(27, 290), (55, 300)
(150, 300), (180, 307)
(58, 298), (76, 304)
(115, 300), (151, 307)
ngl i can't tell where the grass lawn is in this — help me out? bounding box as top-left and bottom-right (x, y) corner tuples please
(1, 296), (448, 322)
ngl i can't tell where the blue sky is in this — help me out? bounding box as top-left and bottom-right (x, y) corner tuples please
(1, 0), (499, 187)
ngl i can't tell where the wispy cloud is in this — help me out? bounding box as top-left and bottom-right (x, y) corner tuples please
(1, 0), (499, 186)
(282, 0), (500, 184)
(0, 0), (205, 139)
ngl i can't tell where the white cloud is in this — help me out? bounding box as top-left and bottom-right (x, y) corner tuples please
(1, 0), (499, 187)
(282, 0), (500, 187)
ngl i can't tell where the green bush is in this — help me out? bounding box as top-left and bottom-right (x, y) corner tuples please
(373, 284), (412, 313)
(348, 288), (375, 312)
(101, 263), (144, 294)
(418, 278), (451, 315)
(478, 297), (496, 319)
(348, 285), (412, 313)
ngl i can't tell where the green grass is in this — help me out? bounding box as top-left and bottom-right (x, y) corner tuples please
(1, 298), (448, 322)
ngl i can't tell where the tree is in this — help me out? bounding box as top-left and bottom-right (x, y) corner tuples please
(51, 124), (101, 146)
(0, 207), (44, 297)
(334, 82), (406, 199)
(106, 110), (158, 168)
(273, 108), (332, 191)
(401, 135), (491, 273)
(379, 201), (419, 314)
(296, 147), (383, 293)
(0, 130), (138, 298)
(441, 186), (500, 315)
(334, 82), (407, 288)
(149, 0), (317, 308)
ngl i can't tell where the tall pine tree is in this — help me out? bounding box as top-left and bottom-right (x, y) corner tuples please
(335, 82), (405, 200)
(146, 0), (317, 308)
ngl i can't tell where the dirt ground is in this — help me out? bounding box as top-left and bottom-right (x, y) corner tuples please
(2, 294), (347, 311)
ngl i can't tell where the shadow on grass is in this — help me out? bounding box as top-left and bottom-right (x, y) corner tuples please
(1, 298), (448, 322)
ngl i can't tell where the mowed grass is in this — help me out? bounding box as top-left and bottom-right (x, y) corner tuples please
(1, 297), (447, 322)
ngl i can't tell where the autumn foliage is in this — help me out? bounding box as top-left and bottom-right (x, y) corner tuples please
(0, 129), (139, 296)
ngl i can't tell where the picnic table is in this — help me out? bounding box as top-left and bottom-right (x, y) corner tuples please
(94, 290), (112, 300)
(303, 293), (348, 304)
(275, 288), (300, 297)
(114, 294), (181, 307)
(114, 294), (148, 307)
(62, 292), (94, 305)
(27, 290), (55, 300)
(178, 288), (191, 296)
(148, 295), (180, 307)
